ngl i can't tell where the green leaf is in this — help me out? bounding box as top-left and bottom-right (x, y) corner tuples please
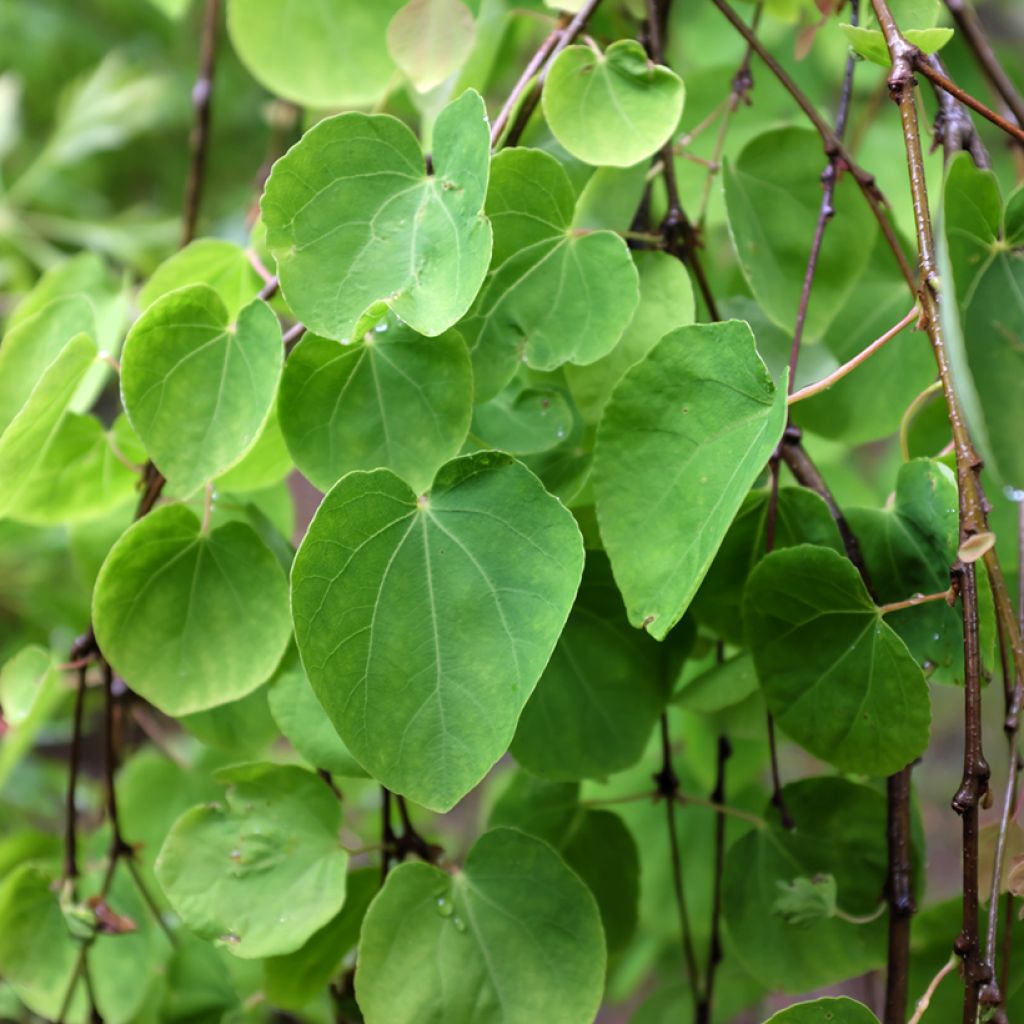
(278, 321), (472, 493)
(942, 154), (1024, 487)
(0, 646), (64, 791)
(355, 828), (605, 1024)
(0, 295), (95, 434)
(387, 0), (476, 93)
(0, 333), (97, 519)
(262, 89), (492, 344)
(673, 654), (759, 714)
(121, 286), (282, 496)
(291, 453), (584, 811)
(178, 685), (278, 755)
(461, 147), (639, 399)
(93, 505), (292, 716)
(724, 127), (877, 342)
(723, 778), (890, 992)
(214, 403), (292, 492)
(691, 486), (843, 644)
(763, 998), (881, 1023)
(226, 0), (404, 108)
(511, 550), (664, 780)
(594, 320), (787, 639)
(263, 868), (378, 1011)
(155, 763), (348, 959)
(138, 239), (263, 319)
(839, 25), (953, 66)
(565, 249), (694, 424)
(772, 874), (838, 926)
(847, 459), (965, 683)
(266, 647), (367, 778)
(469, 380), (574, 455)
(744, 545), (931, 775)
(542, 40), (685, 168)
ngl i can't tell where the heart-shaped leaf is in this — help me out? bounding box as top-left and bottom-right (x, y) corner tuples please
(291, 452), (584, 811)
(355, 828), (605, 1024)
(461, 147), (639, 398)
(542, 39), (685, 168)
(155, 763), (348, 959)
(278, 320), (472, 493)
(93, 505), (292, 716)
(594, 319), (787, 639)
(743, 545), (930, 775)
(262, 89), (492, 344)
(121, 285), (282, 496)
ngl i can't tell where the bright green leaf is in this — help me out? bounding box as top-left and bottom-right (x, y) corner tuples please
(155, 763), (348, 959)
(387, 0), (476, 93)
(594, 320), (787, 639)
(542, 40), (685, 168)
(763, 998), (881, 1023)
(262, 89), (492, 343)
(291, 453), (584, 811)
(278, 321), (472, 493)
(93, 505), (292, 716)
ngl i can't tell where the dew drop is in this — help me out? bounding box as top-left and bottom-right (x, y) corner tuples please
(374, 321), (389, 333)
(340, 337), (351, 346)
(1004, 486), (1024, 502)
(436, 896), (454, 917)
(452, 915), (467, 932)
(229, 849), (241, 862)
(556, 427), (566, 439)
(218, 932), (240, 945)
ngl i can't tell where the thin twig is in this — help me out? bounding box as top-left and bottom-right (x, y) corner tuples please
(878, 586), (955, 615)
(788, 307), (918, 405)
(924, 53), (990, 167)
(908, 956), (960, 1024)
(180, 0), (221, 247)
(63, 665), (89, 886)
(885, 765), (916, 1024)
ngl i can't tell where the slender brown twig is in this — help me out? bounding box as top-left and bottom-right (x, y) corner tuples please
(180, 0), (221, 247)
(924, 53), (990, 167)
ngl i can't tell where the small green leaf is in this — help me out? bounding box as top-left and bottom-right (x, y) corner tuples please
(461, 147), (639, 398)
(226, 0), (404, 108)
(355, 828), (605, 1024)
(542, 39), (685, 168)
(772, 874), (838, 926)
(93, 505), (292, 716)
(155, 763), (348, 959)
(763, 998), (881, 1023)
(291, 453), (584, 811)
(138, 239), (263, 318)
(673, 654), (759, 714)
(839, 25), (954, 66)
(121, 286), (282, 496)
(724, 128), (876, 342)
(594, 320), (787, 639)
(0, 333), (97, 519)
(387, 0), (476, 93)
(511, 551), (664, 780)
(262, 89), (492, 344)
(278, 321), (472, 493)
(744, 545), (931, 775)
(469, 380), (574, 455)
(266, 648), (367, 778)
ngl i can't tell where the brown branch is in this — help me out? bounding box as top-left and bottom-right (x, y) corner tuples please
(914, 53), (1024, 147)
(655, 713), (703, 1006)
(924, 54), (990, 167)
(63, 664), (90, 886)
(943, 0), (1024, 130)
(885, 765), (916, 1024)
(180, 0), (221, 247)
(708, 0), (917, 292)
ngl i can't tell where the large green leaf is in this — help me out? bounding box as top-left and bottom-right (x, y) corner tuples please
(93, 505), (292, 716)
(743, 545), (930, 775)
(565, 249), (694, 424)
(691, 486), (842, 644)
(278, 321), (472, 493)
(291, 453), (584, 811)
(262, 90), (491, 344)
(594, 320), (787, 639)
(0, 646), (64, 791)
(0, 333), (97, 518)
(355, 828), (605, 1024)
(763, 998), (880, 1023)
(542, 40), (685, 168)
(121, 286), (282, 496)
(942, 153), (1024, 487)
(847, 460), (965, 684)
(226, 0), (403, 107)
(724, 127), (876, 342)
(511, 551), (664, 780)
(723, 778), (890, 992)
(155, 763), (348, 959)
(461, 147), (638, 399)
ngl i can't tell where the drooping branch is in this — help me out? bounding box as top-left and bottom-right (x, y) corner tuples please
(180, 0), (221, 247)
